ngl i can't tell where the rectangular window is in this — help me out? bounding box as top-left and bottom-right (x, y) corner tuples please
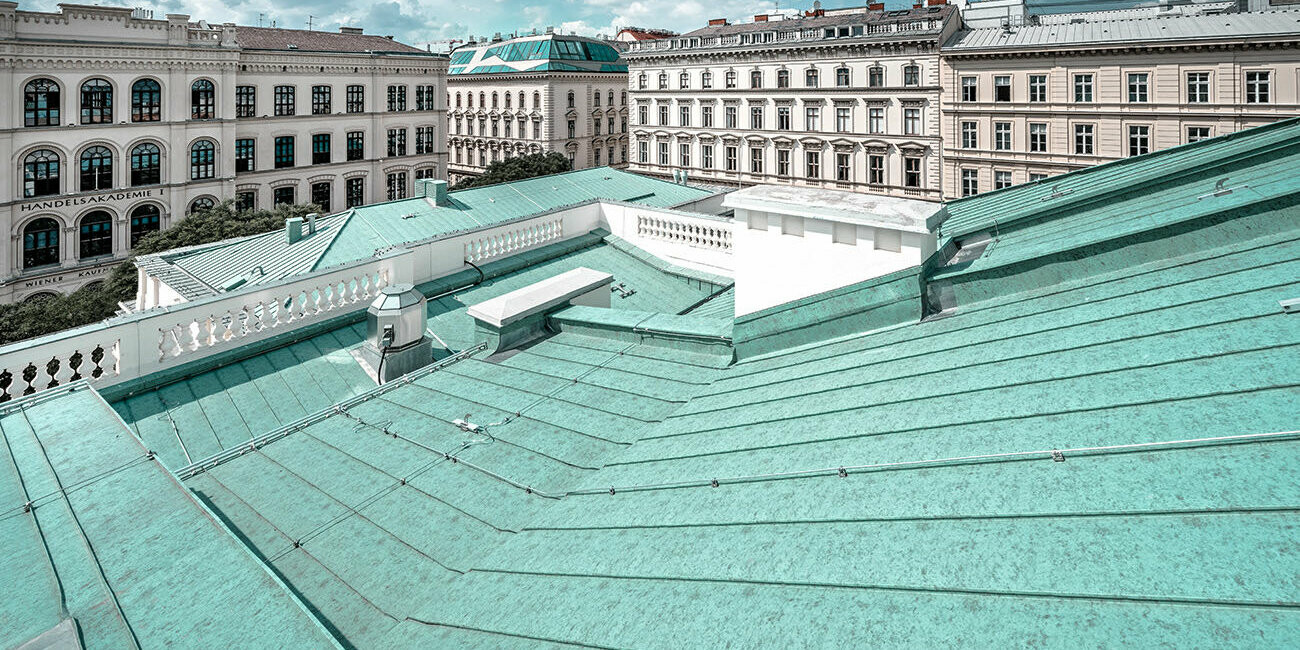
(658, 142), (669, 165)
(702, 72), (713, 89)
(835, 152), (850, 182)
(751, 70), (763, 89)
(346, 85), (364, 113)
(868, 155), (884, 185)
(415, 85), (437, 111)
(659, 105), (669, 125)
(869, 67), (884, 88)
(638, 141), (648, 164)
(386, 172), (407, 200)
(312, 133), (331, 165)
(903, 65), (919, 87)
(235, 191), (255, 212)
(679, 143), (690, 167)
(777, 70), (789, 88)
(805, 68), (818, 88)
(1187, 72), (1210, 103)
(1246, 71), (1271, 103)
(805, 151), (819, 178)
(346, 178), (364, 208)
(312, 85), (332, 114)
(904, 157), (921, 188)
(416, 126), (436, 155)
(1074, 124), (1094, 154)
(961, 169), (978, 196)
(836, 67), (850, 88)
(274, 136), (295, 168)
(274, 85), (295, 116)
(751, 106), (764, 130)
(725, 106), (737, 129)
(387, 128), (407, 157)
(805, 106), (820, 131)
(702, 144), (714, 169)
(750, 147), (763, 174)
(235, 85), (256, 117)
(904, 108), (920, 136)
(387, 85), (407, 111)
(1028, 74), (1047, 102)
(1127, 73), (1149, 103)
(680, 105), (691, 126)
(702, 105), (714, 128)
(961, 121), (978, 149)
(311, 182), (331, 213)
(725, 145), (737, 172)
(777, 106), (791, 131)
(961, 76), (977, 102)
(994, 122), (1011, 151)
(1074, 74), (1093, 102)
(868, 108), (883, 134)
(347, 131), (364, 161)
(1029, 172), (1049, 182)
(994, 75), (1011, 102)
(235, 138), (255, 173)
(1029, 123), (1047, 153)
(273, 186), (295, 206)
(835, 107), (851, 133)
(639, 105), (649, 125)
(777, 149), (790, 176)
(1187, 126), (1211, 143)
(1128, 125), (1150, 156)
(994, 170), (1012, 190)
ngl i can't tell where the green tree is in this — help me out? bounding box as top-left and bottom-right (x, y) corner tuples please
(451, 152), (572, 190)
(0, 201), (316, 346)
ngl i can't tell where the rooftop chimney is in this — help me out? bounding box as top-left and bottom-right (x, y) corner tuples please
(286, 217), (303, 244)
(868, 2), (885, 10)
(416, 178), (450, 206)
(339, 26), (363, 34)
(708, 18), (728, 26)
(754, 14), (768, 22)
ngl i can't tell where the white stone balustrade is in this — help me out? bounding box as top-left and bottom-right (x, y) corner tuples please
(636, 213), (732, 251)
(463, 218), (563, 264)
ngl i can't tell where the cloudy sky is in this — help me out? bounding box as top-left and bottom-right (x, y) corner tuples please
(26, 0), (1148, 47)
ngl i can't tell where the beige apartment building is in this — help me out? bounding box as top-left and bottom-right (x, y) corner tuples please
(940, 7), (1300, 197)
(0, 3), (446, 302)
(624, 4), (960, 201)
(446, 32), (629, 184)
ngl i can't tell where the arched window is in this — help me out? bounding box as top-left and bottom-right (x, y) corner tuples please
(191, 79), (215, 119)
(79, 211), (112, 259)
(80, 78), (112, 124)
(567, 91), (575, 108)
(190, 140), (215, 180)
(79, 146), (113, 192)
(533, 91), (541, 108)
(518, 91), (524, 108)
(621, 90), (626, 105)
(23, 218), (60, 269)
(130, 143), (161, 186)
(129, 204), (160, 247)
(504, 93), (511, 109)
(657, 73), (667, 89)
(608, 90), (614, 106)
(903, 64), (920, 87)
(679, 72), (689, 89)
(23, 149), (60, 198)
(455, 92), (461, 108)
(478, 92), (485, 107)
(466, 93), (473, 108)
(131, 79), (161, 122)
(188, 197), (215, 215)
(593, 92), (600, 107)
(491, 92), (498, 108)
(24, 78), (61, 127)
(638, 73), (647, 89)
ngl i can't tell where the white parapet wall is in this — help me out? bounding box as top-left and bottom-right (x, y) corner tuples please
(724, 184), (940, 317)
(600, 202), (734, 276)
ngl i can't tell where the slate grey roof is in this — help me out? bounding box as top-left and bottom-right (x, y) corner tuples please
(945, 7), (1300, 51)
(679, 5), (954, 39)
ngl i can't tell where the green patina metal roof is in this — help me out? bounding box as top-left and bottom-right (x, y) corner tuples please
(0, 386), (337, 649)
(15, 121), (1300, 647)
(147, 168), (718, 298)
(111, 232), (721, 471)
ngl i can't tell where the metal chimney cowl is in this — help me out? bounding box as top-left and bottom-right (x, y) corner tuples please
(361, 283), (433, 383)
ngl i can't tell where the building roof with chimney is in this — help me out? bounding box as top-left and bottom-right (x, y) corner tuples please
(233, 25), (433, 55)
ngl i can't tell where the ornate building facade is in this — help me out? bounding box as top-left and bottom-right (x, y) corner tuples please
(446, 32), (629, 184)
(940, 5), (1300, 198)
(623, 5), (960, 201)
(0, 2), (446, 302)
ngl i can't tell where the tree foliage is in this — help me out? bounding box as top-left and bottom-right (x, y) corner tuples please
(0, 201), (315, 346)
(450, 152), (572, 190)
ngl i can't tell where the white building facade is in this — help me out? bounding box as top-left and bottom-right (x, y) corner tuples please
(940, 3), (1300, 198)
(446, 33), (629, 184)
(624, 5), (960, 202)
(0, 2), (446, 302)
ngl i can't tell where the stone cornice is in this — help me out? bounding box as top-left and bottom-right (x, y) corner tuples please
(943, 38), (1299, 61)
